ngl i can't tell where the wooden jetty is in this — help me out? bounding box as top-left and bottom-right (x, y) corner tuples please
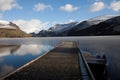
(2, 42), (80, 80)
(1, 41), (107, 80)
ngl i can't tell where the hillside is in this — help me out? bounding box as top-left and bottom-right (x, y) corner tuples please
(68, 16), (120, 36)
(32, 15), (120, 37)
(32, 22), (78, 37)
(0, 20), (31, 38)
(0, 29), (31, 37)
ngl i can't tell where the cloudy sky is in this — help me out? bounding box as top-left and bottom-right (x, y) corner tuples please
(0, 0), (120, 33)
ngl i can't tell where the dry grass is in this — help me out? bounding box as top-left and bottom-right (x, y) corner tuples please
(0, 29), (31, 37)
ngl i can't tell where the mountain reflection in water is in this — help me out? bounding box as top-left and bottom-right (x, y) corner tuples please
(0, 45), (21, 57)
(0, 44), (54, 78)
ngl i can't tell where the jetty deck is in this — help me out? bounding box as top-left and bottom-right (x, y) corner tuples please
(3, 42), (80, 80)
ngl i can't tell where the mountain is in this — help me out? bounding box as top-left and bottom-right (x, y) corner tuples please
(32, 15), (120, 37)
(71, 15), (117, 31)
(35, 22), (78, 37)
(48, 22), (78, 33)
(68, 15), (120, 36)
(36, 30), (56, 37)
(0, 20), (31, 37)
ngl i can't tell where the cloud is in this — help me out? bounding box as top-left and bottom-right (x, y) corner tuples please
(33, 3), (53, 11)
(68, 19), (76, 23)
(0, 0), (22, 12)
(90, 1), (105, 12)
(13, 19), (49, 33)
(60, 4), (79, 12)
(110, 1), (120, 11)
(62, 19), (77, 24)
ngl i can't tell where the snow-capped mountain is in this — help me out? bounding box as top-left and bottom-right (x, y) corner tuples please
(0, 20), (19, 29)
(68, 15), (120, 36)
(0, 20), (31, 37)
(34, 15), (120, 37)
(72, 15), (118, 31)
(87, 15), (117, 24)
(34, 21), (78, 37)
(48, 21), (78, 33)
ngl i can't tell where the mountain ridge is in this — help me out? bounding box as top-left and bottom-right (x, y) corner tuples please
(32, 15), (120, 37)
(0, 20), (31, 37)
(68, 16), (120, 36)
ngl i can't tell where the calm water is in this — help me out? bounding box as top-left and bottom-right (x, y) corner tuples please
(0, 38), (60, 78)
(0, 36), (120, 80)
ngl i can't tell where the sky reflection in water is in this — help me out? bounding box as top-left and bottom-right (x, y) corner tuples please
(0, 44), (54, 78)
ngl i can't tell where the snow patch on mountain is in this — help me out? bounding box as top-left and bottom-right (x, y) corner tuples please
(76, 15), (118, 30)
(88, 15), (118, 24)
(0, 20), (9, 24)
(0, 20), (17, 29)
(0, 25), (17, 29)
(48, 21), (78, 33)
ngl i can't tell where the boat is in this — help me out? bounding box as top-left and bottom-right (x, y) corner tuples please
(83, 52), (107, 80)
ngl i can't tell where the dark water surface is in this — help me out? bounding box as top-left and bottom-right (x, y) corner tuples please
(0, 36), (120, 80)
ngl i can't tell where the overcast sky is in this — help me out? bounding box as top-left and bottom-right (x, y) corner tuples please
(0, 0), (120, 33)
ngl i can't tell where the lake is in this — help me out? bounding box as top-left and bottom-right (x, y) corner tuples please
(0, 36), (120, 80)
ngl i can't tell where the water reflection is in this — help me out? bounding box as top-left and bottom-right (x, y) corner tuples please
(0, 44), (54, 78)
(0, 37), (120, 80)
(14, 44), (53, 56)
(0, 64), (14, 77)
(78, 38), (120, 80)
(0, 45), (21, 57)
